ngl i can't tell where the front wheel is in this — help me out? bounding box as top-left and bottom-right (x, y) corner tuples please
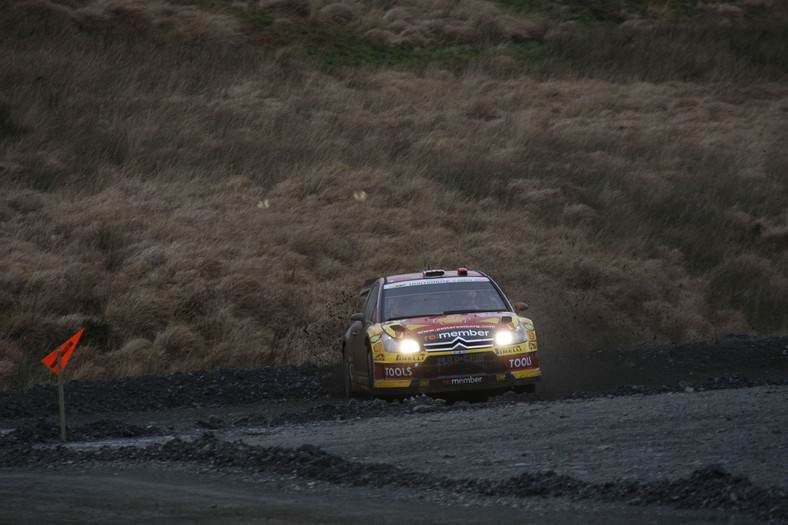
(342, 346), (354, 398)
(514, 384), (536, 394)
(366, 350), (376, 395)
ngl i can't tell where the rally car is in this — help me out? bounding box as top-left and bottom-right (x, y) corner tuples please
(342, 268), (540, 397)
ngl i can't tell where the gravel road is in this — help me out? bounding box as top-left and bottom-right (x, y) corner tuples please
(1, 334), (787, 523)
(254, 386), (788, 489)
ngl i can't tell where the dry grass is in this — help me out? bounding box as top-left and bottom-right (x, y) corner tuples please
(0, 0), (785, 388)
(262, 0), (545, 47)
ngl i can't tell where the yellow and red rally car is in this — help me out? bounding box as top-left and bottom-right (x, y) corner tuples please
(342, 269), (540, 397)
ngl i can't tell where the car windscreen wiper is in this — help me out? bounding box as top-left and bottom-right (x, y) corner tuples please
(442, 309), (491, 315)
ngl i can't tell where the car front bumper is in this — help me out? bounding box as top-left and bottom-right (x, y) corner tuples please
(370, 369), (540, 395)
(369, 344), (540, 394)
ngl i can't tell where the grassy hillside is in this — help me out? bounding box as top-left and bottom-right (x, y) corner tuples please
(0, 0), (786, 389)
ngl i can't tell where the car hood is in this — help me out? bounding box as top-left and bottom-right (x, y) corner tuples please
(380, 312), (525, 340)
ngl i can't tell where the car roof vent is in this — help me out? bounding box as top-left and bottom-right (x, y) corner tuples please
(457, 267), (468, 276)
(423, 269), (445, 278)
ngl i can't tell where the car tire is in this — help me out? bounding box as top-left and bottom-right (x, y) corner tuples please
(514, 384), (536, 394)
(366, 349), (376, 395)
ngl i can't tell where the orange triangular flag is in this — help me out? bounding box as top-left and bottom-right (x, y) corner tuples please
(41, 329), (84, 375)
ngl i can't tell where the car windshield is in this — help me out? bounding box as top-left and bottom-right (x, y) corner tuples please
(381, 278), (508, 321)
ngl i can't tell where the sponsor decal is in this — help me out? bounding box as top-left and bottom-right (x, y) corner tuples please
(436, 353), (485, 367)
(524, 323), (535, 330)
(370, 334), (381, 343)
(383, 364), (414, 378)
(503, 352), (539, 371)
(384, 277), (489, 289)
(424, 329), (491, 342)
(443, 376), (483, 385)
(495, 344), (527, 356)
(373, 353), (385, 361)
(395, 353), (426, 361)
(496, 373), (506, 381)
(416, 324), (493, 336)
(508, 355), (533, 369)
(372, 341), (383, 352)
(528, 341), (538, 351)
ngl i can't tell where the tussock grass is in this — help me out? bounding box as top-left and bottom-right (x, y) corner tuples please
(0, 0), (786, 388)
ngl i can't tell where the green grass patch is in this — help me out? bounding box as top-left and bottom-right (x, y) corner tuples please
(494, 0), (547, 16)
(497, 0), (785, 28)
(172, 0), (786, 80)
(544, 18), (788, 82)
(496, 0), (749, 24)
(298, 28), (410, 66)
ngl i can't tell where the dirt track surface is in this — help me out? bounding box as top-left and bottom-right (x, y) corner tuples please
(1, 334), (787, 523)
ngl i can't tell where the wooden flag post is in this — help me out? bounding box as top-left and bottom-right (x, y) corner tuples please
(56, 346), (66, 442)
(41, 329), (84, 443)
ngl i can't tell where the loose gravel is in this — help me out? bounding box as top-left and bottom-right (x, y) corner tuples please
(1, 334), (787, 523)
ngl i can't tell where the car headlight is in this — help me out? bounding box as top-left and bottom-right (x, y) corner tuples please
(381, 333), (421, 353)
(495, 323), (527, 346)
(399, 339), (421, 354)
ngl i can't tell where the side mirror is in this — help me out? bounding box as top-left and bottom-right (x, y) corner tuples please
(351, 312), (364, 322)
(514, 302), (529, 312)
